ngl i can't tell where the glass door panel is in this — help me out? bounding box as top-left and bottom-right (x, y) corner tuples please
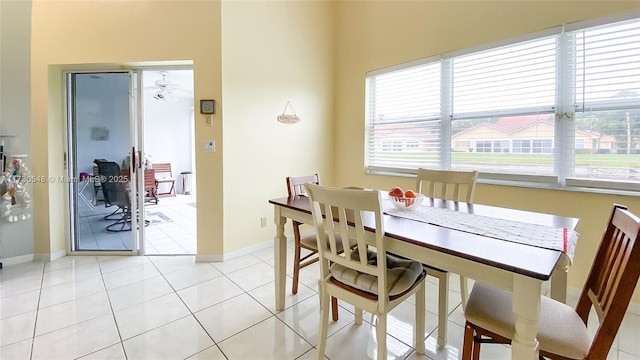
(67, 71), (142, 253)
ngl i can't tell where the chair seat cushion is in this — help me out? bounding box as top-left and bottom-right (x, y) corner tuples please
(299, 234), (356, 253)
(330, 249), (424, 297)
(465, 283), (590, 359)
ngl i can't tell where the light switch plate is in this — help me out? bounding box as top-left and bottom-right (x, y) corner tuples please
(204, 140), (215, 152)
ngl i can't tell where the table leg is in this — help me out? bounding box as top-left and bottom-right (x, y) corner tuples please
(274, 206), (288, 311)
(550, 257), (570, 303)
(511, 275), (541, 359)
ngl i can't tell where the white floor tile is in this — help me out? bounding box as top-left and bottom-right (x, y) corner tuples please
(147, 255), (197, 274)
(187, 345), (227, 360)
(195, 293), (272, 342)
(35, 292), (112, 336)
(218, 316), (312, 360)
(322, 321), (414, 360)
(211, 254), (262, 274)
(248, 277), (317, 314)
(0, 339), (33, 360)
(43, 255), (98, 273)
(107, 275), (174, 311)
(122, 316), (213, 360)
(0, 311), (37, 346)
(2, 249), (640, 360)
(114, 292), (191, 340)
(31, 314), (120, 360)
(77, 344), (126, 360)
(0, 274), (44, 297)
(226, 262), (276, 292)
(38, 276), (106, 308)
(276, 295), (354, 346)
(101, 262), (160, 290)
(177, 276), (244, 312)
(40, 263), (102, 289)
(0, 289), (40, 319)
(162, 263), (223, 290)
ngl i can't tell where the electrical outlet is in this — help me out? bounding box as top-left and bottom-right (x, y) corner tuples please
(260, 216), (267, 228)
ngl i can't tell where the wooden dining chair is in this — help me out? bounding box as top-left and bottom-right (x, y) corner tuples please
(462, 204), (640, 360)
(286, 174), (341, 321)
(144, 168), (158, 204)
(415, 167), (479, 347)
(152, 162), (176, 197)
(306, 183), (426, 360)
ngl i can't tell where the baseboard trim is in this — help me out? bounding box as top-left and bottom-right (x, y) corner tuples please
(1, 253), (35, 266)
(195, 254), (223, 263)
(34, 249), (66, 262)
(222, 240), (274, 261)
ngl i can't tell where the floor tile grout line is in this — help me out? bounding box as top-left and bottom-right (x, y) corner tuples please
(96, 255), (131, 360)
(28, 261), (47, 360)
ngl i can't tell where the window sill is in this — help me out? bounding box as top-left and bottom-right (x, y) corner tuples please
(478, 178), (640, 197)
(366, 169), (640, 197)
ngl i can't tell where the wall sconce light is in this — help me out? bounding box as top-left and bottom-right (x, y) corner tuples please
(277, 101), (301, 124)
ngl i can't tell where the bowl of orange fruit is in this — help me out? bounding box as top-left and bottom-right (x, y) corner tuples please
(388, 187), (424, 211)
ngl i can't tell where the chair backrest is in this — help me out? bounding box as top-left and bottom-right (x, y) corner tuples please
(305, 183), (389, 304)
(416, 168), (478, 202)
(286, 173), (320, 197)
(574, 204), (640, 358)
(94, 161), (129, 207)
(144, 168), (156, 190)
(153, 163), (173, 177)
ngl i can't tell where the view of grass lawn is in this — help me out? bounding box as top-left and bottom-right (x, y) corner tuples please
(372, 152), (640, 167)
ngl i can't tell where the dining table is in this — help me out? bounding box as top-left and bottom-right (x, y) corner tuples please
(269, 192), (579, 360)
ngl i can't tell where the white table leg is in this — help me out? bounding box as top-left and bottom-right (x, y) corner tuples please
(274, 206), (288, 311)
(550, 256), (570, 303)
(511, 275), (541, 359)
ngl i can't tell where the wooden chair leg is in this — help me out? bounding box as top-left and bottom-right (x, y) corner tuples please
(472, 334), (481, 360)
(331, 296), (338, 321)
(292, 243), (302, 295)
(462, 322), (474, 360)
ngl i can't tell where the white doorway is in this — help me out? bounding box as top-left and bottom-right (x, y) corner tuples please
(141, 69), (197, 255)
(67, 67), (196, 255)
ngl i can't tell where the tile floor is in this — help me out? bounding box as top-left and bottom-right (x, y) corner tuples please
(1, 241), (639, 360)
(76, 193), (197, 254)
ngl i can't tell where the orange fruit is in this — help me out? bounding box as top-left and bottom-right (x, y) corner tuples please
(389, 187), (404, 198)
(404, 190), (417, 198)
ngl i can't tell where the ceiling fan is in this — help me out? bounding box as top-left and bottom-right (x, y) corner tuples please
(145, 71), (192, 102)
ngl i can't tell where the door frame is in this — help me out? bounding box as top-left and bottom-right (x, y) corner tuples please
(64, 68), (143, 255)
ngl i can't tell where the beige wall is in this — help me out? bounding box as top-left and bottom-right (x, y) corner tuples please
(333, 1), (640, 302)
(220, 1), (335, 253)
(31, 0), (223, 256)
(30, 0), (334, 258)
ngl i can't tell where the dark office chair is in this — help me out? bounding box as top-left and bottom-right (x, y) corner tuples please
(94, 161), (149, 232)
(93, 159), (123, 221)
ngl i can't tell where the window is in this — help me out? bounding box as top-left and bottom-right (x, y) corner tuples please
(366, 59), (441, 170)
(365, 15), (640, 190)
(493, 140), (509, 153)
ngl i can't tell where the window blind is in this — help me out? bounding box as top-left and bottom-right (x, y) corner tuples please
(364, 14), (640, 190)
(365, 61), (441, 171)
(451, 36), (558, 119)
(449, 36), (559, 176)
(567, 18), (640, 183)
